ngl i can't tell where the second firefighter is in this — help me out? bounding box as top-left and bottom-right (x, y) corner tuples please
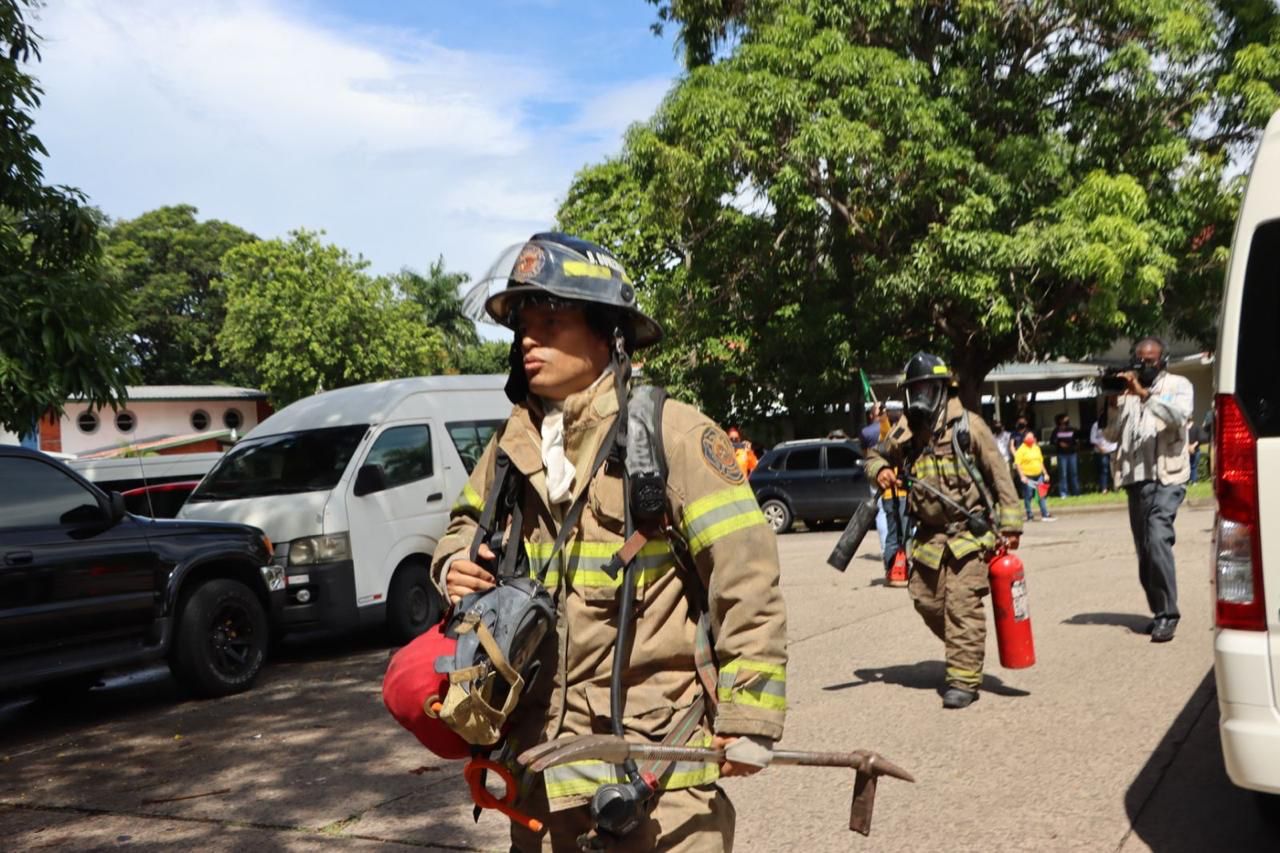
(863, 353), (1024, 709)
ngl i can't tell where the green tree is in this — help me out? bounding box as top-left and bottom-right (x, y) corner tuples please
(453, 340), (511, 375)
(217, 230), (448, 406)
(105, 205), (257, 385)
(571, 0), (1280, 417)
(392, 255), (479, 349)
(0, 0), (132, 435)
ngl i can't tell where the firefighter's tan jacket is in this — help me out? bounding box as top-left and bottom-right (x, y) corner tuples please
(433, 376), (787, 811)
(864, 398), (1023, 569)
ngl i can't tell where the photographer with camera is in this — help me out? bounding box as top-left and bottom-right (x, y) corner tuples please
(1102, 337), (1193, 643)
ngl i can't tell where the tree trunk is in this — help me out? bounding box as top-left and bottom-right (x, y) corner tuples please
(952, 348), (997, 414)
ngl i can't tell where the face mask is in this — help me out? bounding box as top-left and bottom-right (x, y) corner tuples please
(1136, 363), (1161, 388)
(906, 380), (945, 419)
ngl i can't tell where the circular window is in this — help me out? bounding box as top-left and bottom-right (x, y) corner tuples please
(191, 409), (210, 432)
(77, 410), (99, 434)
(223, 408), (243, 431)
(115, 410), (136, 433)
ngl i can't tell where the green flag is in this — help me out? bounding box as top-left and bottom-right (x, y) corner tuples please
(859, 368), (876, 403)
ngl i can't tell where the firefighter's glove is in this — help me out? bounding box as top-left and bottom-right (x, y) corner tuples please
(723, 735), (775, 769)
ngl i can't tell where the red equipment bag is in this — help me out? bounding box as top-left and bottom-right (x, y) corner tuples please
(382, 622), (471, 760)
(989, 548), (1036, 669)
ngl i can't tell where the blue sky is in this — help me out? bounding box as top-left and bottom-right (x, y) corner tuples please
(28, 0), (682, 300)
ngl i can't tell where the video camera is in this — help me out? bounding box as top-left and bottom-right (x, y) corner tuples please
(1098, 363), (1141, 394)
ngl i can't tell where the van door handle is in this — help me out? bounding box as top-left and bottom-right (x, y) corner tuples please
(427, 493), (443, 503)
(4, 551), (33, 566)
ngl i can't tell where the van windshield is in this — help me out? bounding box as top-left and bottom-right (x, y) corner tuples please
(188, 425), (369, 502)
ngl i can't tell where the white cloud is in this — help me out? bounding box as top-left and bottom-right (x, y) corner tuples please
(27, 0), (674, 286)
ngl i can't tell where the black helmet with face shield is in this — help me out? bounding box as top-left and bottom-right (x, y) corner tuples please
(482, 233), (662, 350)
(901, 352), (953, 424)
(477, 233), (662, 403)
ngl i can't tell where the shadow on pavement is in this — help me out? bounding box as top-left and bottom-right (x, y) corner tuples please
(1122, 669), (1276, 851)
(1062, 611), (1151, 634)
(0, 631), (499, 851)
(821, 660), (1031, 697)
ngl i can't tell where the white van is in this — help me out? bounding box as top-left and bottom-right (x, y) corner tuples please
(179, 376), (511, 642)
(1213, 108), (1280, 808)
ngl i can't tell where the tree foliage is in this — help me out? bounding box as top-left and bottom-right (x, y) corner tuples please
(105, 205), (257, 385)
(392, 255), (479, 349)
(567, 0), (1280, 417)
(0, 0), (132, 434)
(452, 340), (511, 375)
(217, 230), (449, 406)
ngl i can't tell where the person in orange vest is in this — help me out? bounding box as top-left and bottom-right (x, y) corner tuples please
(727, 426), (758, 477)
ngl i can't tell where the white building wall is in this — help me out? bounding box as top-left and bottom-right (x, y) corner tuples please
(60, 399), (260, 456)
(1, 428), (20, 447)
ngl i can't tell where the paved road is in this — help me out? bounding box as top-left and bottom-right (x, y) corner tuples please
(1, 503), (1275, 851)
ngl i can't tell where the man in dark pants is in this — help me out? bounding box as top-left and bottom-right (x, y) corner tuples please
(1104, 337), (1194, 643)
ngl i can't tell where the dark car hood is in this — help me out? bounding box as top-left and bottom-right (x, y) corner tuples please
(136, 515), (264, 541)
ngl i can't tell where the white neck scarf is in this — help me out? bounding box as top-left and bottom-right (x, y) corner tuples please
(540, 400), (575, 504)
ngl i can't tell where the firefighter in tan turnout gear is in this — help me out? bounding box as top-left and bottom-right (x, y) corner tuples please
(864, 353), (1023, 709)
(433, 233), (787, 851)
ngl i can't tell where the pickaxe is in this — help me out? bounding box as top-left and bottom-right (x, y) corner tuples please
(517, 735), (915, 836)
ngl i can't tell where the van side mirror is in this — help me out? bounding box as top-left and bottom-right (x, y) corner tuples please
(110, 491), (128, 522)
(353, 463), (389, 497)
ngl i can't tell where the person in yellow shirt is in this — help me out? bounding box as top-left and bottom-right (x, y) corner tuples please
(1013, 433), (1054, 521)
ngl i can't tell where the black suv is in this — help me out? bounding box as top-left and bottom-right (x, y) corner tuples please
(0, 447), (285, 698)
(749, 439), (873, 533)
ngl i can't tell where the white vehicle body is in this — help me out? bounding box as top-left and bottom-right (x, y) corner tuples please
(179, 376), (510, 637)
(70, 452), (223, 491)
(1213, 108), (1280, 797)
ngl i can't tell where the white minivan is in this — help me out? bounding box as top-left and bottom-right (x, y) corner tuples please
(1213, 107), (1280, 809)
(179, 376), (511, 642)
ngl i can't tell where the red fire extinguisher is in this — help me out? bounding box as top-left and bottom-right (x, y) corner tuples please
(989, 545), (1036, 669)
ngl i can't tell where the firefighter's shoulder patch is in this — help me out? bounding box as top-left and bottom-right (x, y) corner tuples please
(700, 426), (744, 483)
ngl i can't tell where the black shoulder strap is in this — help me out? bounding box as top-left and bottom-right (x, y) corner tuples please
(624, 385), (668, 522)
(951, 410), (996, 521)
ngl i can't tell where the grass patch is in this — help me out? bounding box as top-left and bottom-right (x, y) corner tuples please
(1039, 480), (1212, 510)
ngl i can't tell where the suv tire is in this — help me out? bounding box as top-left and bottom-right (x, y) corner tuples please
(387, 559), (442, 644)
(171, 578), (269, 698)
(761, 498), (793, 534)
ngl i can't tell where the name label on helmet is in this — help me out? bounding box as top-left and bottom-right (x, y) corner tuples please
(584, 250), (624, 273)
(932, 364), (950, 374)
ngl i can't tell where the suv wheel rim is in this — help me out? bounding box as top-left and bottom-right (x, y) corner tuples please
(209, 601), (255, 677)
(763, 503), (786, 531)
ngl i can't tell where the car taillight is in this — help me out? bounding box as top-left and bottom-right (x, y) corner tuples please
(1214, 393), (1266, 630)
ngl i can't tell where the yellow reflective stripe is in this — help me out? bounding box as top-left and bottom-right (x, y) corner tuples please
(522, 540), (675, 590)
(562, 260), (614, 280)
(543, 733), (720, 800)
(913, 541), (946, 569)
(949, 532), (996, 559)
(688, 511), (766, 555)
(946, 666), (982, 686)
(452, 482), (483, 513)
(683, 484), (757, 525)
(682, 485), (766, 555)
(717, 659), (786, 710)
(998, 505), (1025, 528)
(719, 659), (785, 678)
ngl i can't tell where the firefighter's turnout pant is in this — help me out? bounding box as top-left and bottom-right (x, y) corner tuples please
(909, 550), (989, 691)
(511, 780), (735, 852)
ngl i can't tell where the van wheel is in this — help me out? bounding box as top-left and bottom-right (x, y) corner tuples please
(171, 579), (269, 698)
(761, 499), (793, 534)
(387, 559), (442, 644)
